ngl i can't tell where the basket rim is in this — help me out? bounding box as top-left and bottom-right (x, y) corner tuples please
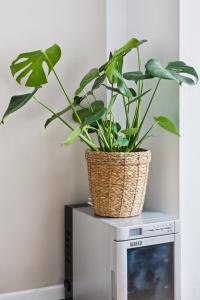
(85, 148), (151, 155)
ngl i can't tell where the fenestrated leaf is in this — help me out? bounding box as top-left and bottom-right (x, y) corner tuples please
(166, 61), (198, 85)
(63, 126), (83, 145)
(121, 127), (138, 136)
(169, 72), (195, 85)
(10, 44), (61, 87)
(72, 100), (104, 123)
(92, 74), (106, 90)
(154, 116), (179, 136)
(123, 71), (153, 82)
(145, 59), (177, 81)
(75, 68), (99, 95)
(85, 107), (107, 125)
(113, 38), (147, 57)
(126, 89), (151, 106)
(113, 136), (129, 147)
(145, 59), (199, 85)
(1, 88), (39, 124)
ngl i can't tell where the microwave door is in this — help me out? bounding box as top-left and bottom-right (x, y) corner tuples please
(114, 234), (177, 300)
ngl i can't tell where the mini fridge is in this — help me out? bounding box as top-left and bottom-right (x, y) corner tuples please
(65, 204), (180, 300)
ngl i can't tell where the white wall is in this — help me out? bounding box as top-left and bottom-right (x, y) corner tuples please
(107, 0), (179, 215)
(180, 0), (200, 298)
(0, 0), (106, 293)
(127, 0), (179, 216)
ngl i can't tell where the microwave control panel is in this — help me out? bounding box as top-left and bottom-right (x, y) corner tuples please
(129, 221), (175, 239)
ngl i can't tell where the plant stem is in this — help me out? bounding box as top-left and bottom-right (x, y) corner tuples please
(34, 96), (73, 130)
(83, 89), (110, 151)
(128, 79), (161, 151)
(33, 96), (98, 151)
(97, 134), (104, 150)
(108, 84), (114, 151)
(122, 95), (130, 128)
(44, 53), (82, 124)
(133, 123), (155, 151)
(45, 55), (96, 148)
(108, 114), (113, 152)
(136, 47), (141, 128)
(139, 79), (161, 131)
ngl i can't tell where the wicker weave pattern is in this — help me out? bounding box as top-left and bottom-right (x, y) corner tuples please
(85, 150), (151, 217)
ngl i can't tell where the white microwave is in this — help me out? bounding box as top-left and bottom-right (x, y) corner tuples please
(65, 205), (180, 300)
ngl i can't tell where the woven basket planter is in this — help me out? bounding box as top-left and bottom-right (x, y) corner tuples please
(85, 149), (151, 218)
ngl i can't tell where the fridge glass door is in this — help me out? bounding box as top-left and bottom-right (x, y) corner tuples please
(127, 242), (174, 300)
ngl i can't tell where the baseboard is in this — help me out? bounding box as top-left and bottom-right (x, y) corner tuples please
(0, 284), (64, 300)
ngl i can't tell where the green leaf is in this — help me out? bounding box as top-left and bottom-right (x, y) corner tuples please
(1, 88), (39, 124)
(85, 107), (107, 125)
(116, 71), (132, 98)
(72, 100), (104, 123)
(129, 88), (137, 97)
(121, 128), (138, 136)
(113, 38), (147, 57)
(145, 59), (199, 85)
(107, 94), (117, 113)
(90, 101), (104, 111)
(112, 122), (121, 133)
(123, 71), (153, 82)
(126, 89), (151, 106)
(103, 84), (136, 98)
(45, 44), (62, 73)
(154, 116), (179, 136)
(10, 44), (61, 87)
(73, 108), (91, 123)
(145, 59), (177, 81)
(106, 67), (132, 98)
(113, 136), (129, 147)
(99, 38), (146, 74)
(99, 61), (108, 73)
(74, 96), (84, 105)
(45, 106), (70, 128)
(75, 68), (99, 95)
(104, 57), (132, 97)
(92, 74), (106, 90)
(105, 59), (117, 84)
(166, 61), (198, 85)
(45, 96), (84, 128)
(63, 126), (82, 145)
(102, 84), (120, 93)
(99, 52), (112, 73)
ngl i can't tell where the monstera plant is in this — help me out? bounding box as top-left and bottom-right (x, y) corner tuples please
(2, 38), (198, 218)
